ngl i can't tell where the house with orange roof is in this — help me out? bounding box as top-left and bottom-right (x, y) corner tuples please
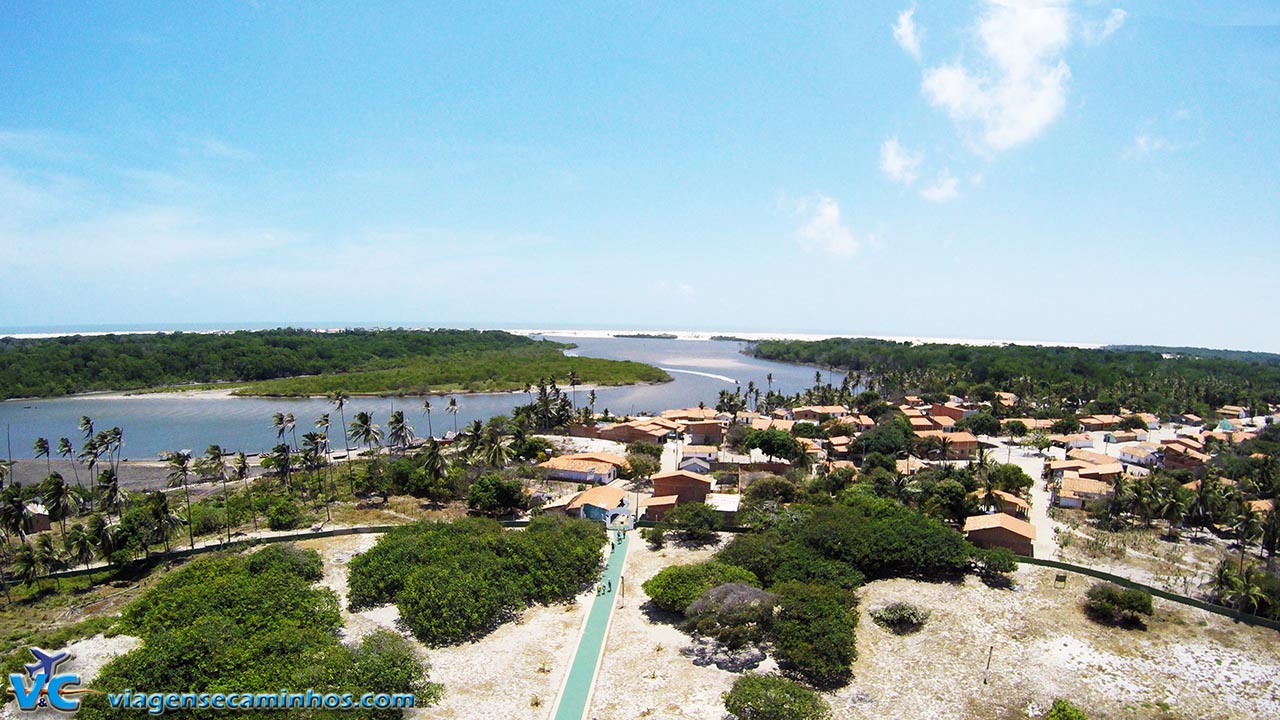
(538, 454), (628, 484)
(555, 485), (627, 521)
(963, 513), (1036, 556)
(640, 495), (679, 522)
(917, 430), (979, 460)
(972, 489), (1030, 519)
(792, 405), (849, 423)
(652, 470), (715, 504)
(1056, 475), (1113, 510)
(681, 419), (727, 445)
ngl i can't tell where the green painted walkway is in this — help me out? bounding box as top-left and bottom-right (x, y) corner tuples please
(550, 531), (629, 720)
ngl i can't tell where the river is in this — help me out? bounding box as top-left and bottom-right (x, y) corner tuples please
(0, 335), (843, 466)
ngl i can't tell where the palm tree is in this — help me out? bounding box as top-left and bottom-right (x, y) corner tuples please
(301, 432), (332, 521)
(348, 412), (383, 493)
(461, 419), (484, 460)
(31, 533), (63, 589)
(63, 523), (95, 570)
(57, 437), (82, 495)
(482, 427), (512, 468)
(285, 413), (298, 452)
(422, 399), (434, 439)
(10, 543), (43, 590)
(0, 485), (32, 544)
(86, 513), (118, 565)
(447, 397), (459, 433)
(766, 373), (774, 392)
(387, 410), (414, 456)
(1261, 508), (1279, 571)
(588, 389), (597, 413)
(420, 438), (449, 505)
(145, 491), (184, 554)
(78, 415), (94, 442)
(231, 451), (258, 532)
(105, 427), (124, 474)
(0, 459), (8, 489)
(164, 450), (196, 550)
(41, 473), (78, 534)
(33, 438), (51, 475)
(272, 412), (289, 447)
(1232, 506), (1263, 573)
(96, 469), (127, 518)
(329, 391), (354, 487)
(568, 370), (580, 409)
(199, 445), (231, 543)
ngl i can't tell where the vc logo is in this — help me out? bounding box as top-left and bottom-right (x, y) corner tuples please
(8, 648), (87, 712)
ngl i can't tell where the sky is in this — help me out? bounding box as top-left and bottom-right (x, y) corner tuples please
(1, 1), (1278, 350)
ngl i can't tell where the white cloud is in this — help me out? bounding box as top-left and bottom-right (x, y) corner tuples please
(1124, 133), (1174, 159)
(921, 0), (1073, 151)
(880, 136), (923, 185)
(921, 170), (960, 202)
(893, 7), (923, 61)
(791, 195), (860, 257)
(1083, 8), (1127, 44)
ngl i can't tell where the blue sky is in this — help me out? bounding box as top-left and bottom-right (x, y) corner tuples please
(1, 2), (1278, 350)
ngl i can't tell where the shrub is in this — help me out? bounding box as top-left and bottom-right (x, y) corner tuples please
(466, 473), (529, 516)
(347, 517), (605, 645)
(265, 498), (304, 530)
(1083, 582), (1153, 628)
(723, 672), (832, 720)
(683, 583), (778, 649)
(642, 561), (758, 614)
(869, 602), (931, 634)
(1044, 698), (1089, 720)
(641, 524), (667, 549)
(247, 543), (324, 582)
(772, 582), (857, 688)
(664, 502), (723, 544)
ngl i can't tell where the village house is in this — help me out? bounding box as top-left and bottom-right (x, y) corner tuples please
(651, 470), (715, 504)
(792, 405), (849, 423)
(537, 454), (628, 484)
(681, 419), (727, 445)
(916, 430), (979, 460)
(1079, 414), (1124, 431)
(1171, 413), (1204, 427)
(972, 489), (1030, 519)
(1056, 475), (1114, 509)
(1050, 433), (1094, 449)
(704, 493), (742, 524)
(678, 456), (712, 474)
(553, 485), (627, 521)
(26, 503), (53, 533)
(595, 417), (678, 444)
(1217, 405), (1249, 420)
(640, 495), (678, 522)
(1118, 443), (1162, 467)
(681, 444), (718, 462)
(750, 417), (796, 433)
(963, 513), (1036, 556)
(661, 406), (720, 422)
(994, 391), (1019, 408)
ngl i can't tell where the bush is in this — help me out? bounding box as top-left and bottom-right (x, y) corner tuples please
(347, 517), (605, 645)
(641, 524), (667, 549)
(627, 441), (664, 459)
(974, 547), (1018, 585)
(869, 602), (931, 634)
(642, 561), (758, 614)
(664, 502), (723, 544)
(265, 498), (304, 530)
(772, 582), (857, 688)
(1083, 582), (1153, 628)
(684, 583), (778, 649)
(247, 543), (324, 581)
(466, 473), (529, 516)
(76, 546), (429, 719)
(1044, 698), (1089, 720)
(723, 672), (832, 720)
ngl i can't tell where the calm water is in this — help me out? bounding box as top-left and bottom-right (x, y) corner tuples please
(0, 336), (842, 461)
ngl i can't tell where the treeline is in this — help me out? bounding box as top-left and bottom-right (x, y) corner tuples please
(239, 346), (668, 397)
(749, 338), (1280, 416)
(0, 329), (667, 399)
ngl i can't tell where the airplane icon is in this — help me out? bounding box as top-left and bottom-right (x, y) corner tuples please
(24, 648), (70, 680)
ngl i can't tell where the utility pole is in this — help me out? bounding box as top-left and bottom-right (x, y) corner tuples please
(983, 645), (994, 685)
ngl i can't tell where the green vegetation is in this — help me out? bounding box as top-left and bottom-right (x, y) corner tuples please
(79, 546), (438, 718)
(1044, 698), (1090, 720)
(659, 501), (723, 544)
(749, 337), (1280, 417)
(869, 601), (931, 634)
(1083, 582), (1154, 628)
(722, 673), (832, 720)
(347, 516), (605, 645)
(0, 328), (668, 399)
(683, 583), (777, 649)
(771, 582), (858, 687)
(642, 561), (759, 614)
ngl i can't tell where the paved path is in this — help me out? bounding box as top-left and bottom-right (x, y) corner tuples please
(550, 531), (630, 720)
